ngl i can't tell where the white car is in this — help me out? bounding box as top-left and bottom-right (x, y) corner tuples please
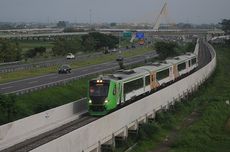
(66, 53), (75, 59)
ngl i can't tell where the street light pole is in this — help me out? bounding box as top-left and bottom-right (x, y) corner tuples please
(89, 9), (92, 29)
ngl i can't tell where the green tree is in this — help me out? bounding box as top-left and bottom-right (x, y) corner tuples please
(219, 19), (230, 34)
(52, 37), (82, 55)
(155, 41), (178, 60)
(52, 33), (118, 54)
(0, 39), (21, 62)
(24, 46), (46, 59)
(0, 94), (17, 123)
(82, 32), (118, 51)
(81, 34), (96, 51)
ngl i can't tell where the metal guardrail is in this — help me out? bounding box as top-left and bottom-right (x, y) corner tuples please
(0, 61), (22, 66)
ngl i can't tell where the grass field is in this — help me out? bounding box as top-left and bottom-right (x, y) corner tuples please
(17, 40), (54, 50)
(0, 47), (153, 83)
(14, 40), (54, 54)
(126, 45), (230, 152)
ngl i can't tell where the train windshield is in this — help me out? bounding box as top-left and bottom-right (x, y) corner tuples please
(89, 81), (109, 97)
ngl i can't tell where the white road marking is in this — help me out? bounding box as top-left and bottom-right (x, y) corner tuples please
(50, 76), (58, 79)
(28, 81), (38, 84)
(82, 69), (89, 72)
(1, 86), (13, 90)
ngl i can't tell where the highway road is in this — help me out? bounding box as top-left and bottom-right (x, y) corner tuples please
(0, 51), (157, 94)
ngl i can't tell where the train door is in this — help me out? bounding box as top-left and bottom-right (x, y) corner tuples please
(173, 64), (179, 80)
(119, 82), (125, 104)
(169, 66), (173, 80)
(151, 71), (159, 90)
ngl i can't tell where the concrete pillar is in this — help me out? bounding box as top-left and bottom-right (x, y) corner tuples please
(147, 110), (156, 122)
(115, 127), (128, 148)
(166, 101), (171, 109)
(101, 134), (115, 152)
(128, 120), (139, 136)
(169, 101), (175, 111)
(97, 141), (101, 152)
(138, 115), (147, 125)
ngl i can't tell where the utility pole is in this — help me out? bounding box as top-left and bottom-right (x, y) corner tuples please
(89, 9), (92, 29)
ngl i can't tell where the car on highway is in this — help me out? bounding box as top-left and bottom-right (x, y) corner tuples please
(116, 56), (124, 62)
(66, 53), (75, 59)
(58, 64), (71, 74)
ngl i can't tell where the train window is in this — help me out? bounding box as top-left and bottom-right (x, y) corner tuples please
(145, 75), (150, 86)
(178, 62), (186, 71)
(90, 85), (109, 97)
(124, 78), (144, 94)
(189, 60), (191, 67)
(192, 58), (197, 65)
(156, 69), (169, 80)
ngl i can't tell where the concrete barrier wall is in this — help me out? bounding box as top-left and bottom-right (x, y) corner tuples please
(0, 98), (87, 151)
(31, 44), (216, 152)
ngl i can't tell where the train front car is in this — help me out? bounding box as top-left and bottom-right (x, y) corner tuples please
(88, 78), (118, 116)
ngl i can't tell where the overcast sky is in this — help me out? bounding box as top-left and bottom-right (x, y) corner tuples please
(0, 0), (229, 24)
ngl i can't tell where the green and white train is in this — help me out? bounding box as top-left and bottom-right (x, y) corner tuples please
(88, 53), (198, 116)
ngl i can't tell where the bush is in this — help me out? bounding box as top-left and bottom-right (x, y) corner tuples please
(155, 41), (178, 60)
(0, 39), (21, 62)
(155, 111), (174, 129)
(138, 122), (160, 140)
(25, 47), (46, 58)
(0, 94), (17, 124)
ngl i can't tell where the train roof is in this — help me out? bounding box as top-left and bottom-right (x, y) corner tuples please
(92, 53), (197, 82)
(140, 62), (173, 72)
(133, 67), (150, 74)
(98, 69), (146, 81)
(166, 53), (197, 64)
(181, 52), (197, 59)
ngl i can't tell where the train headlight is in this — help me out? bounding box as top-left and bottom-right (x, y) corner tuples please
(97, 80), (103, 83)
(89, 100), (92, 104)
(104, 99), (109, 103)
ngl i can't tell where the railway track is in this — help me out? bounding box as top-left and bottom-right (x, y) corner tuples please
(0, 40), (213, 152)
(198, 40), (212, 69)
